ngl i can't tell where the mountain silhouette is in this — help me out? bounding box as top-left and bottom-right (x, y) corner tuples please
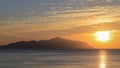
(0, 37), (93, 49)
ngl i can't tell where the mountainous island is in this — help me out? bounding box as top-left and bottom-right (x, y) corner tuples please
(0, 37), (93, 49)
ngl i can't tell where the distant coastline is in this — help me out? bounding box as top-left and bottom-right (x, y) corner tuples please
(0, 37), (93, 49)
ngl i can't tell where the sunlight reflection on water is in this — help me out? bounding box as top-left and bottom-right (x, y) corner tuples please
(99, 50), (107, 68)
(0, 50), (119, 68)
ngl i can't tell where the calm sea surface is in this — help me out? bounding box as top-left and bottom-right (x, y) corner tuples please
(0, 49), (119, 68)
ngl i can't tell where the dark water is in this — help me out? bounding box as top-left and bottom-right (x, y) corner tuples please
(0, 49), (119, 68)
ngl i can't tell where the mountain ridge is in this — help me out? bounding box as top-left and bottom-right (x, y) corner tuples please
(0, 37), (93, 49)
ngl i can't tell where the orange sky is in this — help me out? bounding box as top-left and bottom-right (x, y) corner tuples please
(0, 0), (120, 49)
(63, 31), (120, 49)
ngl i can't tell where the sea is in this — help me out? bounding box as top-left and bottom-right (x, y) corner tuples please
(0, 49), (119, 68)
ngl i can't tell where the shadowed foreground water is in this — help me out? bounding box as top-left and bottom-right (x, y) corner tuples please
(0, 49), (119, 68)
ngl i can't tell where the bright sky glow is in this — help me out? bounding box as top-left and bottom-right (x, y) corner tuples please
(94, 31), (111, 42)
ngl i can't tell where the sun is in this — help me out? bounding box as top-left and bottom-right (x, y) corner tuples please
(94, 31), (111, 42)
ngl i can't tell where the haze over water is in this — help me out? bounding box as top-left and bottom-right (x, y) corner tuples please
(0, 50), (119, 68)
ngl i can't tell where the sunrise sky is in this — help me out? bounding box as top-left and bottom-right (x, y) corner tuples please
(0, 0), (120, 49)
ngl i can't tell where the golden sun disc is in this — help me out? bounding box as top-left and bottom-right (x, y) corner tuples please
(94, 31), (111, 42)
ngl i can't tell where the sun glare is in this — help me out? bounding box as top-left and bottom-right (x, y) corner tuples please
(94, 31), (111, 42)
(97, 19), (113, 23)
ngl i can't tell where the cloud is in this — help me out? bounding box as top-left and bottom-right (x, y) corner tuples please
(12, 21), (120, 39)
(0, 4), (120, 45)
(0, 6), (120, 35)
(1, 21), (120, 45)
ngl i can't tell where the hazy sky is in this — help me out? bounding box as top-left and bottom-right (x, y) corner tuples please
(0, 0), (120, 48)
